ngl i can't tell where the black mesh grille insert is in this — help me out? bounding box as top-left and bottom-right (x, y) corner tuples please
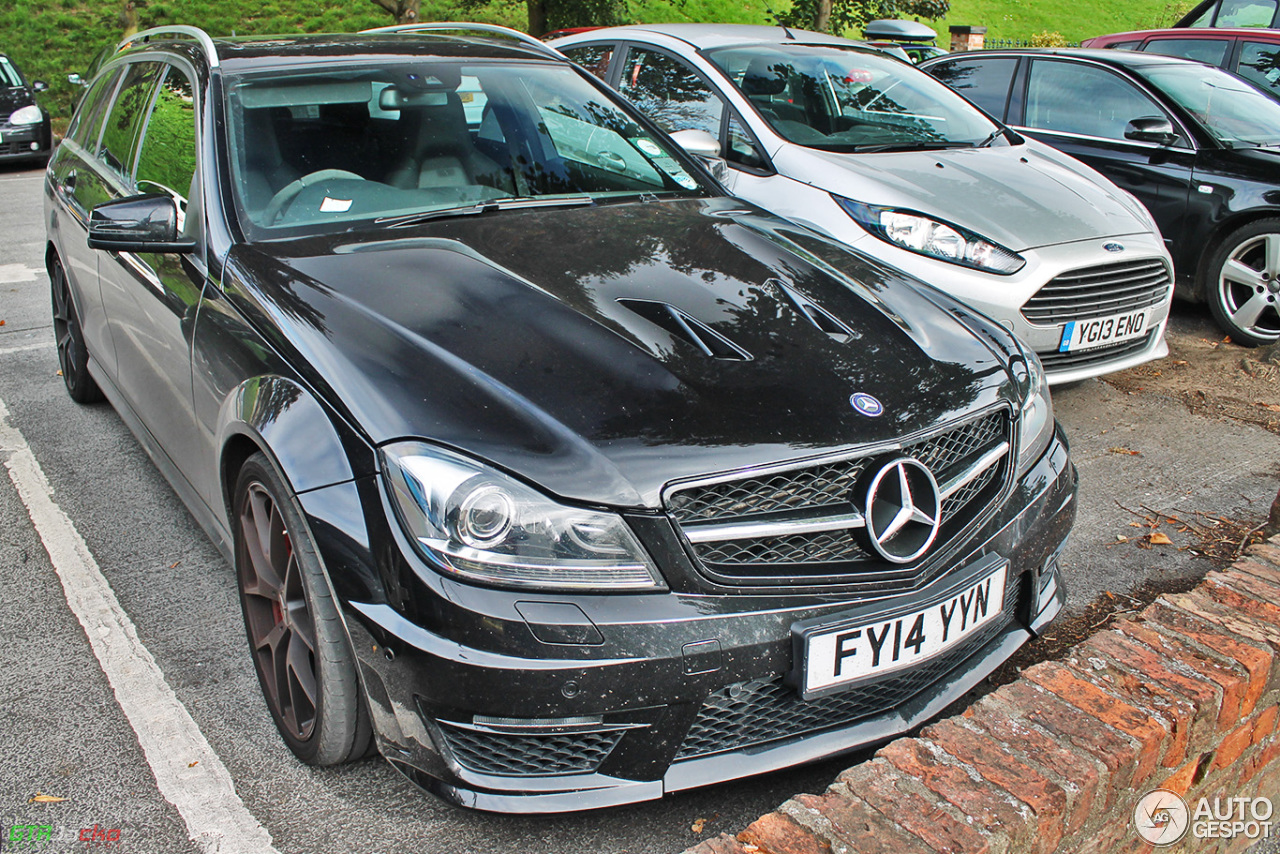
(436, 723), (623, 776)
(665, 409), (1012, 586)
(1021, 258), (1171, 325)
(674, 571), (1019, 760)
(1036, 330), (1157, 372)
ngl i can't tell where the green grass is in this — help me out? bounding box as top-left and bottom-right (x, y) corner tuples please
(3, 0), (1202, 126)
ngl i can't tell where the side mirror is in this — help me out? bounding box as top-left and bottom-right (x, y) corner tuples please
(670, 129), (728, 182)
(1124, 116), (1177, 145)
(32, 80), (48, 92)
(88, 194), (196, 254)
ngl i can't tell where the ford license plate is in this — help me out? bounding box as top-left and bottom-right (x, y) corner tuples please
(1058, 310), (1146, 353)
(795, 561), (1007, 699)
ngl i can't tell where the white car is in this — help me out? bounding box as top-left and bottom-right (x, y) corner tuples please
(552, 24), (1175, 384)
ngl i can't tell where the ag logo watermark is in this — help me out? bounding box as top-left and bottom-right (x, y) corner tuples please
(1135, 790), (1275, 844)
(1134, 789), (1190, 845)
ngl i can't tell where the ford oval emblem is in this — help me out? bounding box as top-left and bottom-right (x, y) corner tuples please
(850, 392), (884, 417)
(1103, 242), (1124, 253)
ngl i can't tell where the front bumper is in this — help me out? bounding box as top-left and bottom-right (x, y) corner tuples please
(0, 119), (50, 162)
(344, 429), (1076, 813)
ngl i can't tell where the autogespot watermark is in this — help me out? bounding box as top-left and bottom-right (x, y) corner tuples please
(1135, 789), (1276, 845)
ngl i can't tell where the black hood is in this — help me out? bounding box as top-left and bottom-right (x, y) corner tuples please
(225, 198), (1013, 508)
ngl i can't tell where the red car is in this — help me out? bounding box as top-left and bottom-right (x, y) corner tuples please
(1082, 27), (1280, 100)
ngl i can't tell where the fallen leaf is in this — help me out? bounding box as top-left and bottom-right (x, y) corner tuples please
(691, 818), (707, 834)
(1108, 447), (1142, 456)
(1259, 403), (1280, 412)
(1136, 538), (1152, 550)
(0, 319), (6, 326)
(188, 760), (199, 768)
(1128, 522), (1142, 528)
(1116, 535), (1129, 542)
(1173, 360), (1188, 366)
(170, 561), (181, 569)
(29, 793), (67, 803)
(1149, 532), (1174, 545)
(55, 370), (63, 376)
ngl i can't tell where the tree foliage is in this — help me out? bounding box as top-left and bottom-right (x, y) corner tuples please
(776, 0), (948, 37)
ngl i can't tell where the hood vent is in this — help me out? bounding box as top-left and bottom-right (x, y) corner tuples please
(618, 299), (753, 361)
(775, 280), (855, 343)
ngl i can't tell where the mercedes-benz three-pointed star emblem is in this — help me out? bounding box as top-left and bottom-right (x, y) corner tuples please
(864, 458), (941, 563)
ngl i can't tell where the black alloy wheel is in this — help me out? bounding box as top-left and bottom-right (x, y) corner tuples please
(234, 453), (371, 765)
(50, 257), (103, 403)
(1207, 219), (1280, 346)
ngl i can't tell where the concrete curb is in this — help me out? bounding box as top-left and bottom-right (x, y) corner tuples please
(685, 535), (1280, 854)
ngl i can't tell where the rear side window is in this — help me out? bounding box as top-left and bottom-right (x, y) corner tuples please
(1213, 0), (1278, 26)
(926, 57), (1018, 119)
(99, 62), (163, 179)
(561, 44), (615, 81)
(1025, 60), (1164, 141)
(617, 47), (725, 136)
(1237, 40), (1280, 97)
(1141, 37), (1231, 65)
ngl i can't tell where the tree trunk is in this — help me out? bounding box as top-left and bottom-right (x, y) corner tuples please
(814, 0), (832, 33)
(122, 0), (139, 38)
(399, 0), (420, 24)
(1266, 485), (1280, 538)
(527, 0), (547, 37)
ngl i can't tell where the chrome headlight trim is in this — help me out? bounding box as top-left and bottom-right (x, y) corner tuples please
(836, 196), (1026, 275)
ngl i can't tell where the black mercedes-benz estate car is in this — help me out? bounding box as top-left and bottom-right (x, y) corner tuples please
(44, 24), (1076, 812)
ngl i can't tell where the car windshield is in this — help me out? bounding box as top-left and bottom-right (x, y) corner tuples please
(0, 57), (24, 89)
(224, 61), (707, 235)
(1138, 62), (1280, 146)
(705, 44), (997, 151)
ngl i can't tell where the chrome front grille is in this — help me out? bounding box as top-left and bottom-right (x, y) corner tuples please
(665, 408), (1014, 589)
(1021, 258), (1171, 325)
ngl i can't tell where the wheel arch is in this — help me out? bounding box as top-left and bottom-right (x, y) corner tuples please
(1192, 208), (1280, 302)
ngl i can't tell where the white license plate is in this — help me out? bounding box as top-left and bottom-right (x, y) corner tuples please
(1058, 309), (1147, 353)
(797, 562), (1007, 697)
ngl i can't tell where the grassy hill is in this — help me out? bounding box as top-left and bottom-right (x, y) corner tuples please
(4, 0), (1198, 127)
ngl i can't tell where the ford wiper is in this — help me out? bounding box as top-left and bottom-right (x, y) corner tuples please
(975, 128), (1006, 148)
(376, 195), (594, 227)
(846, 141), (969, 153)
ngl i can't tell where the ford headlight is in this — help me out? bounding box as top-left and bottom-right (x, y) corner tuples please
(382, 442), (665, 591)
(836, 197), (1025, 274)
(1013, 344), (1054, 478)
(9, 104), (42, 125)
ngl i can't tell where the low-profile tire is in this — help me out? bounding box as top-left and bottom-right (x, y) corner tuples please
(50, 257), (104, 403)
(233, 452), (371, 765)
(1205, 219), (1280, 347)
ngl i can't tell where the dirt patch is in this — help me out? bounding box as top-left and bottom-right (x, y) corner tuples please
(1101, 304), (1280, 435)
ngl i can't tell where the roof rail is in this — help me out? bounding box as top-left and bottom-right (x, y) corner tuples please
(361, 22), (564, 58)
(119, 26), (220, 68)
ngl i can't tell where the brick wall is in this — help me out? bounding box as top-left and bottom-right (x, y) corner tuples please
(686, 536), (1280, 854)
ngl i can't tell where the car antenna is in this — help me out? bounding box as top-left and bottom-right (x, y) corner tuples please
(780, 24), (796, 39)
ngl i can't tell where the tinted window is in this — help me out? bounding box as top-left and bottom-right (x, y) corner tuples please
(99, 62), (163, 179)
(1025, 60), (1164, 140)
(1102, 41), (1142, 51)
(66, 69), (122, 147)
(135, 67), (197, 231)
(1237, 41), (1280, 98)
(1214, 0), (1277, 26)
(926, 57), (1018, 119)
(1141, 37), (1231, 65)
(618, 47), (724, 136)
(0, 56), (25, 88)
(561, 44), (615, 81)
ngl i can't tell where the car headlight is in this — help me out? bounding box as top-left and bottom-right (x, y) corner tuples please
(9, 104), (42, 125)
(382, 442), (665, 592)
(836, 197), (1026, 274)
(1012, 344), (1054, 478)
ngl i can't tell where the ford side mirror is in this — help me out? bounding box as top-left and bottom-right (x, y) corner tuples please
(1124, 116), (1177, 145)
(88, 194), (196, 253)
(670, 129), (728, 182)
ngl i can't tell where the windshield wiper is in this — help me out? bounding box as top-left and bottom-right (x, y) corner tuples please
(847, 141), (969, 153)
(975, 128), (1006, 148)
(376, 195), (594, 227)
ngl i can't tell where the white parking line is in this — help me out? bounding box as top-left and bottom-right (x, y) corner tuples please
(0, 395), (280, 854)
(0, 340), (54, 355)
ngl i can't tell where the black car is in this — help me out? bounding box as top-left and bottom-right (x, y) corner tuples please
(0, 51), (51, 164)
(45, 25), (1075, 812)
(922, 48), (1280, 346)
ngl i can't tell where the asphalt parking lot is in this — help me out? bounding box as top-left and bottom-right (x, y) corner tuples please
(1, 160), (1279, 853)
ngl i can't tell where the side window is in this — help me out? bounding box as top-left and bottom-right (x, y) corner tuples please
(562, 44), (615, 82)
(617, 47), (725, 136)
(1237, 41), (1280, 98)
(1213, 0), (1278, 26)
(1141, 38), (1231, 66)
(1102, 41), (1142, 50)
(726, 114), (767, 170)
(1026, 60), (1166, 141)
(66, 69), (122, 148)
(98, 62), (162, 179)
(135, 66), (198, 233)
(926, 58), (1017, 119)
